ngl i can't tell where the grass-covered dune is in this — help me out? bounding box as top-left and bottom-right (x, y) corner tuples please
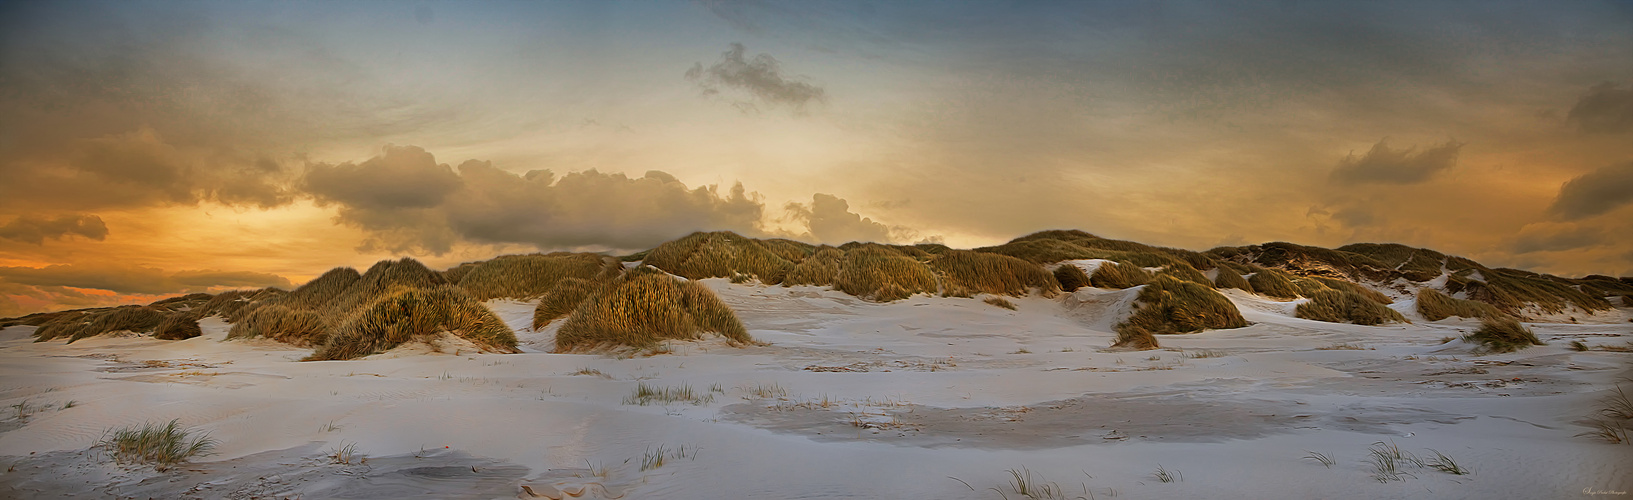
(1113, 275), (1248, 350)
(222, 258), (518, 360)
(6, 228), (1631, 355)
(554, 267), (750, 352)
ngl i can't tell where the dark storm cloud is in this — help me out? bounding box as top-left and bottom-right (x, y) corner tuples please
(783, 194), (893, 244)
(0, 214), (108, 245)
(686, 43), (827, 113)
(304, 147), (766, 254)
(0, 264), (292, 295)
(1567, 82), (1633, 134)
(1329, 139), (1462, 185)
(1549, 161), (1633, 220)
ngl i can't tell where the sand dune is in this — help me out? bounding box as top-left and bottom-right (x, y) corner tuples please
(1, 277), (1630, 499)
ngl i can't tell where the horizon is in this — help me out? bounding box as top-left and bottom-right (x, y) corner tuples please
(4, 0), (1633, 316)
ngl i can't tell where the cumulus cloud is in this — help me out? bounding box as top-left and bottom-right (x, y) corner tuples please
(1510, 221), (1606, 254)
(301, 147), (767, 254)
(0, 264), (292, 295)
(1329, 139), (1462, 185)
(1549, 161), (1633, 220)
(784, 194), (894, 244)
(1567, 82), (1633, 134)
(305, 145), (463, 210)
(686, 43), (826, 113)
(0, 214), (108, 244)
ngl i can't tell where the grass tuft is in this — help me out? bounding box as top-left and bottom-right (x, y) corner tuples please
(310, 285), (518, 360)
(455, 253), (622, 301)
(99, 419), (217, 469)
(623, 382), (714, 406)
(642, 231), (795, 284)
(984, 297), (1018, 310)
(1114, 276), (1247, 349)
(783, 245), (844, 287)
(1303, 451), (1335, 468)
(833, 244), (938, 302)
(1052, 264), (1091, 292)
(1416, 288), (1502, 321)
(1153, 464), (1182, 483)
(1089, 261), (1151, 290)
(1213, 267), (1253, 293)
(555, 272), (750, 352)
(1295, 290), (1407, 325)
(532, 277), (601, 330)
(1246, 267), (1300, 300)
(1462, 317), (1543, 354)
(1421, 449), (1468, 475)
(153, 313), (203, 340)
(931, 250), (1060, 298)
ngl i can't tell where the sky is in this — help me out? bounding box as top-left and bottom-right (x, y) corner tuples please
(2, 0), (1632, 316)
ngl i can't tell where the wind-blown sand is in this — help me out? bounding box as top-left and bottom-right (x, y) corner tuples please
(2, 279), (1629, 499)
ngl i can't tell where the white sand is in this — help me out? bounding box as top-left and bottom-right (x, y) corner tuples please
(1, 280), (1630, 499)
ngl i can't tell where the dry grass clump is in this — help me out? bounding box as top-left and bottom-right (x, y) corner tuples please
(311, 285), (518, 361)
(1337, 243), (1450, 281)
(1089, 261), (1151, 289)
(1213, 267), (1254, 292)
(1117, 276), (1247, 336)
(642, 231), (794, 284)
(1157, 263), (1214, 288)
(2, 310), (73, 328)
(439, 261), (483, 284)
(834, 244), (938, 302)
(1416, 288), (1502, 321)
(1467, 269), (1613, 316)
(1247, 268), (1300, 300)
(1463, 317), (1542, 354)
(228, 305), (328, 346)
(783, 245), (844, 287)
(50, 306), (171, 343)
(1113, 327), (1161, 350)
(32, 310), (98, 342)
(455, 252), (621, 300)
(533, 277), (600, 330)
(99, 419), (216, 470)
(554, 273), (750, 352)
(1052, 264), (1091, 292)
(976, 238), (1110, 264)
(146, 293), (214, 313)
(274, 267), (363, 312)
(1291, 277), (1332, 298)
(1295, 290), (1407, 325)
(930, 250), (1060, 298)
(153, 313), (203, 340)
(983, 297), (1018, 310)
(329, 258), (447, 314)
(757, 238), (817, 263)
(193, 288), (283, 321)
(1313, 277), (1392, 304)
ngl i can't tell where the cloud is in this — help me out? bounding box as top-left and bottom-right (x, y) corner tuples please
(686, 43), (826, 113)
(1, 127), (297, 212)
(0, 214), (108, 244)
(0, 264), (292, 295)
(302, 147), (767, 254)
(304, 145), (463, 210)
(1567, 82), (1633, 134)
(1329, 139), (1462, 185)
(1510, 221), (1606, 254)
(784, 194), (894, 244)
(1548, 161), (1633, 220)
